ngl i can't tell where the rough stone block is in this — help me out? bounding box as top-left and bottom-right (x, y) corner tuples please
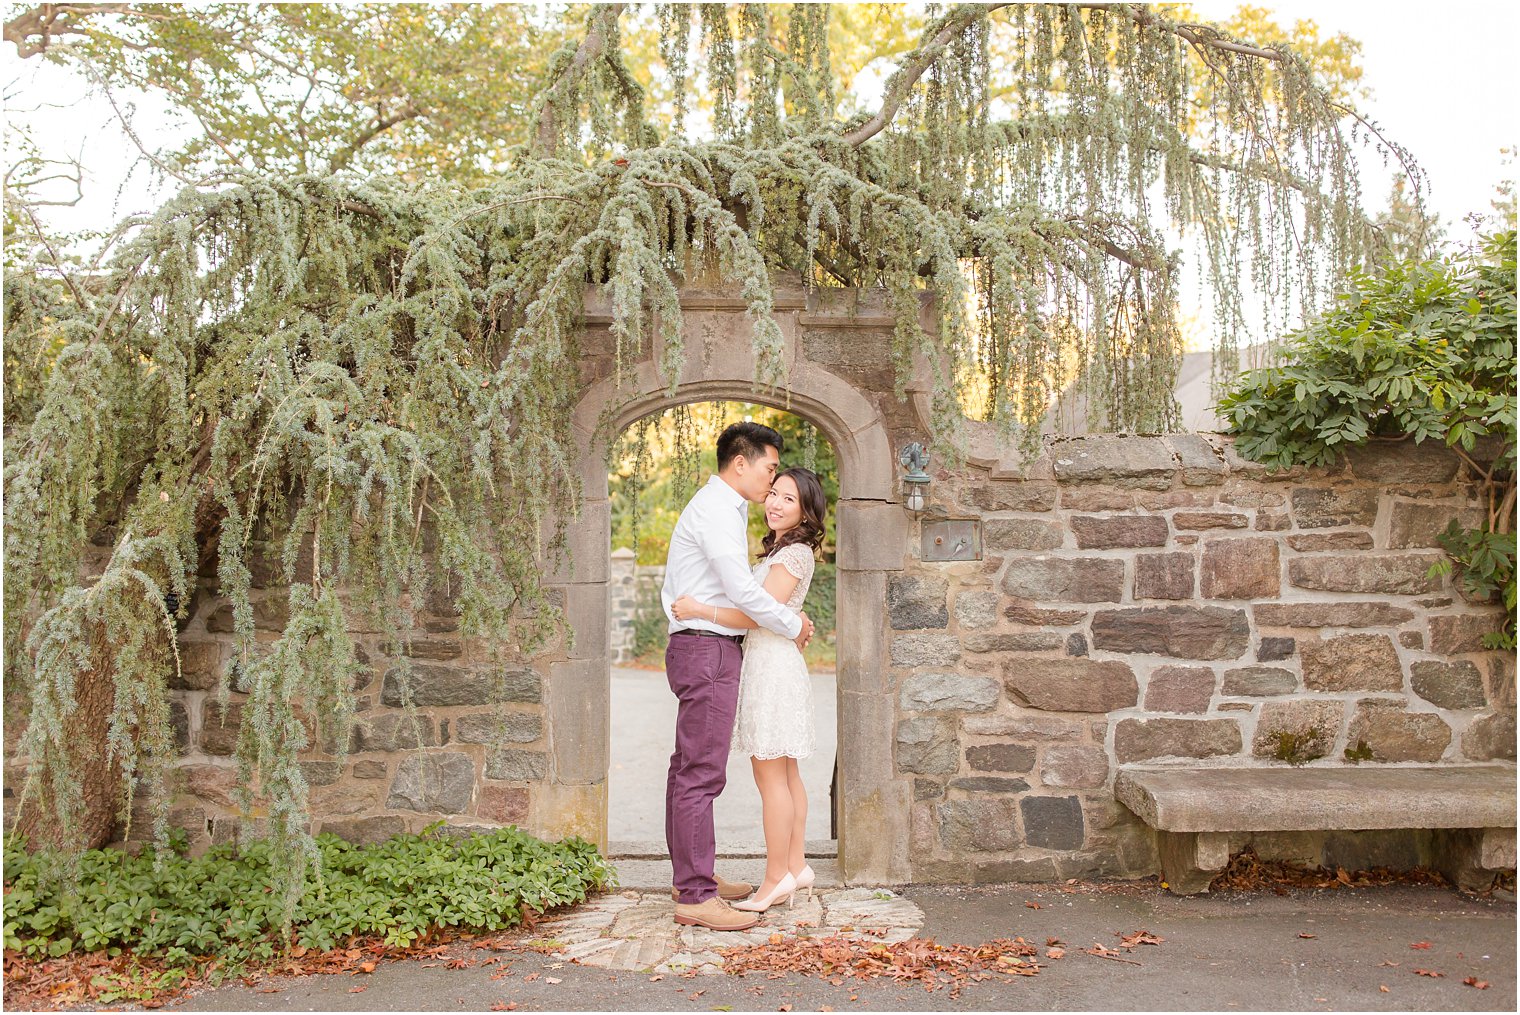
(1050, 436), (1177, 489)
(301, 761), (342, 787)
(321, 815), (406, 846)
(485, 748), (549, 781)
(889, 632), (963, 668)
(962, 713), (1083, 739)
(937, 798), (1021, 851)
(1490, 654), (1516, 709)
(477, 784), (529, 825)
(1257, 637), (1296, 661)
(1428, 613), (1506, 654)
(896, 717), (959, 775)
(381, 637), (464, 661)
(205, 596), (289, 634)
(1388, 501), (1483, 549)
(1166, 434), (1229, 486)
(1060, 487), (1136, 511)
(170, 641), (222, 691)
(1254, 602), (1415, 628)
(1066, 633), (1088, 657)
(1200, 538), (1280, 600)
(453, 710), (543, 745)
(1004, 658), (1138, 712)
(963, 631), (1064, 653)
(353, 710), (440, 753)
(1091, 606), (1250, 660)
(199, 699), (243, 756)
(966, 743), (1036, 773)
(352, 759), (388, 779)
(953, 591), (1000, 630)
(984, 517), (1065, 552)
(963, 481), (1058, 512)
(388, 753), (476, 813)
(381, 664), (541, 708)
(1175, 511), (1249, 530)
(1410, 660), (1488, 710)
(1462, 713), (1517, 762)
(1041, 747), (1110, 789)
(1346, 701), (1452, 762)
(1251, 700), (1344, 763)
(1144, 666), (1216, 714)
(950, 776), (1031, 793)
(887, 574), (950, 630)
(179, 764), (238, 808)
(1021, 795), (1086, 850)
(1113, 718), (1242, 763)
(900, 673), (1001, 712)
(1222, 666), (1297, 697)
(1134, 552), (1195, 600)
(1286, 531), (1375, 552)
(1071, 515), (1168, 549)
(1004, 603), (1089, 626)
(1301, 634), (1403, 692)
(1344, 442), (1461, 484)
(1289, 554), (1444, 595)
(1001, 557), (1125, 603)
(545, 657), (607, 785)
(1291, 487), (1379, 528)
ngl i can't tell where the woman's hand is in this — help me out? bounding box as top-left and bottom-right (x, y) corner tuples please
(671, 595), (705, 622)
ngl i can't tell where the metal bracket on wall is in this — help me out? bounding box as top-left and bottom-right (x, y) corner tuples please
(922, 519), (981, 562)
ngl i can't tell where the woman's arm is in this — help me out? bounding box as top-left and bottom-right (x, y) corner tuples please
(672, 562), (800, 629)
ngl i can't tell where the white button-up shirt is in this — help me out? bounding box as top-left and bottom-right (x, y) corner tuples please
(662, 475), (804, 639)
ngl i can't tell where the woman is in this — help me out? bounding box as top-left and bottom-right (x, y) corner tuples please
(670, 466), (826, 913)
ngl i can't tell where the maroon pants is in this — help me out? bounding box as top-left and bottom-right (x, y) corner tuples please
(665, 633), (743, 904)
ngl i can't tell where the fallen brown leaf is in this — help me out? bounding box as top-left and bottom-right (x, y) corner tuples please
(1298, 933), (1317, 939)
(1412, 969), (1444, 978)
(545, 976), (563, 984)
(523, 972), (540, 983)
(1379, 985), (1389, 992)
(348, 986), (366, 994)
(1410, 941), (1432, 950)
(1045, 947), (1066, 960)
(1025, 901), (1041, 910)
(1462, 977), (1490, 989)
(1118, 930), (1164, 949)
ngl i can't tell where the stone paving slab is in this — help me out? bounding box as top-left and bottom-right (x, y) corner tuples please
(532, 888), (926, 975)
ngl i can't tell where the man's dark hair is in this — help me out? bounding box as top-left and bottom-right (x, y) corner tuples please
(716, 421), (783, 471)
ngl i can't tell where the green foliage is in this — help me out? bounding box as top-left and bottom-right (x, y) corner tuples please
(1272, 731), (1324, 767)
(1219, 231), (1517, 642)
(3, 4), (1396, 913)
(1220, 231), (1516, 469)
(1343, 740), (1374, 764)
(630, 579), (671, 661)
(3, 824), (615, 963)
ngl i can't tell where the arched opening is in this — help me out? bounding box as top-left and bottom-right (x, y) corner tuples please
(603, 402), (840, 883)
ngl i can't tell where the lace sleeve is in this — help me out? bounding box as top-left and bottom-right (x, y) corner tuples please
(774, 543), (815, 583)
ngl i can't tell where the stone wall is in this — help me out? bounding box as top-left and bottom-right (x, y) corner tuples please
(608, 549), (664, 664)
(888, 433), (1514, 882)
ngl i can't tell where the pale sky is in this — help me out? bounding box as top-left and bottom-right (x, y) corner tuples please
(4, 2), (1516, 287)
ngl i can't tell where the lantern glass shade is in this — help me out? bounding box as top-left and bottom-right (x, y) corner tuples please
(904, 484), (925, 513)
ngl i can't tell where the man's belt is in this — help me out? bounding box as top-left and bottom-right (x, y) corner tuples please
(671, 628), (745, 645)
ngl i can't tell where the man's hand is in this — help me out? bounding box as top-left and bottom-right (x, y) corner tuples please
(793, 611), (814, 652)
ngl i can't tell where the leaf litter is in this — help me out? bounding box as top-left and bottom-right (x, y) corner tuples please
(719, 934), (1041, 999)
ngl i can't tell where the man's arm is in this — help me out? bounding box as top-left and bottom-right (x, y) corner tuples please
(695, 526), (803, 639)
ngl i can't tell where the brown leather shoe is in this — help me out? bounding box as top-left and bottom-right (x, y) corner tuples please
(670, 874), (753, 902)
(673, 897), (760, 931)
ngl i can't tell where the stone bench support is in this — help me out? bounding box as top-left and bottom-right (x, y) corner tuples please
(1116, 766), (1517, 895)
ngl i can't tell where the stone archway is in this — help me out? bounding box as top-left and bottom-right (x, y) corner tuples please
(537, 279), (918, 884)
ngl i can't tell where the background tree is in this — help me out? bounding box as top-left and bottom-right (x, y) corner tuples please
(3, 4), (1410, 900)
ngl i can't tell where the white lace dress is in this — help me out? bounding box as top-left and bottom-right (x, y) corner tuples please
(731, 543), (816, 760)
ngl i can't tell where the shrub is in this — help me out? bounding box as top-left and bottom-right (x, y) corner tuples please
(3, 823), (615, 965)
(1220, 231), (1516, 647)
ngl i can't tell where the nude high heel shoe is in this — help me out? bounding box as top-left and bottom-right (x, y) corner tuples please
(792, 863), (816, 899)
(731, 872), (797, 913)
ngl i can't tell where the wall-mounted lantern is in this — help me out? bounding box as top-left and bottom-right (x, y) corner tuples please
(899, 442), (931, 514)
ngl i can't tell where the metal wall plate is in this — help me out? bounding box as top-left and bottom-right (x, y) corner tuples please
(922, 519), (981, 562)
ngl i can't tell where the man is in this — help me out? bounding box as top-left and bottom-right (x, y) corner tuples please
(662, 421), (815, 931)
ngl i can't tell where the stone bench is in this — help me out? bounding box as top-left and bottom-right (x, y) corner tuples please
(1115, 766), (1517, 894)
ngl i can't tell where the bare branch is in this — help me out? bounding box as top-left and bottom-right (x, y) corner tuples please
(531, 3), (626, 158)
(845, 3), (1012, 147)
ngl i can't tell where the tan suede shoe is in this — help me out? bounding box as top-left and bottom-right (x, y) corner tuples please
(673, 897), (760, 931)
(670, 874), (753, 902)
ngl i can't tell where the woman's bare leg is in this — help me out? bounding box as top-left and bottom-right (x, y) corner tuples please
(785, 757), (808, 875)
(751, 756), (795, 894)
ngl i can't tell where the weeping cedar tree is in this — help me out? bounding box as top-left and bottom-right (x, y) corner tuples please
(4, 4), (1408, 899)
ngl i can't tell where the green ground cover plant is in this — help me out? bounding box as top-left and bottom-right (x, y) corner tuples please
(3, 823), (615, 967)
(1220, 230), (1517, 647)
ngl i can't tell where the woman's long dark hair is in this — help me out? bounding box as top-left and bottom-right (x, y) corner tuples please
(760, 467), (827, 560)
